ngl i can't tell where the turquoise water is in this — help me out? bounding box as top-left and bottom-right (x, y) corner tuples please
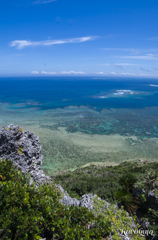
(0, 77), (158, 173)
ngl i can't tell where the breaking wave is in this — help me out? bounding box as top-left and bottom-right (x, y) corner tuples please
(150, 84), (158, 87)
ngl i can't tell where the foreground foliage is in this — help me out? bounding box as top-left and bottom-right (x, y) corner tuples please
(0, 160), (111, 240)
(92, 196), (145, 240)
(53, 161), (158, 238)
(114, 173), (140, 215)
(136, 170), (158, 235)
(1, 159), (157, 239)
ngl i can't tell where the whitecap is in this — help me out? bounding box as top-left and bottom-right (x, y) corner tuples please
(113, 92), (124, 95)
(99, 96), (108, 98)
(150, 84), (158, 87)
(112, 90), (134, 96)
(117, 90), (134, 94)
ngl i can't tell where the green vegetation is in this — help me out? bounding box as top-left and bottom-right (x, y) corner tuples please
(18, 148), (23, 154)
(92, 196), (144, 240)
(136, 170), (158, 234)
(0, 159), (111, 240)
(1, 159), (157, 239)
(52, 161), (156, 202)
(114, 173), (139, 215)
(52, 161), (158, 237)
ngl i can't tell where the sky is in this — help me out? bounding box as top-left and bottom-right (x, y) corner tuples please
(0, 0), (158, 77)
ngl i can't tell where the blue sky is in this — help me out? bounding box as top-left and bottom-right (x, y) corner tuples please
(1, 0), (158, 77)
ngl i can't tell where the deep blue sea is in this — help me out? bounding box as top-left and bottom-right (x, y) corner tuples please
(1, 77), (158, 173)
(1, 77), (158, 110)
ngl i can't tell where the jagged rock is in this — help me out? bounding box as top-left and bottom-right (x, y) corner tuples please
(80, 194), (97, 209)
(57, 186), (112, 211)
(79, 193), (102, 209)
(57, 184), (80, 206)
(0, 124), (51, 185)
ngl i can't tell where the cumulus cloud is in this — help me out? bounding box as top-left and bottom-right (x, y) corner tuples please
(10, 36), (97, 49)
(120, 72), (136, 76)
(61, 71), (86, 75)
(94, 72), (158, 78)
(115, 72), (158, 77)
(97, 72), (106, 74)
(41, 71), (86, 75)
(95, 71), (158, 78)
(41, 71), (56, 74)
(33, 0), (56, 4)
(31, 71), (39, 74)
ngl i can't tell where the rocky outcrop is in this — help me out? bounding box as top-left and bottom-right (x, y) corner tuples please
(0, 124), (51, 185)
(57, 184), (80, 206)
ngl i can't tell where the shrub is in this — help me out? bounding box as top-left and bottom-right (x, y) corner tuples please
(52, 161), (158, 238)
(52, 161), (156, 203)
(92, 196), (145, 240)
(114, 173), (139, 215)
(0, 159), (111, 240)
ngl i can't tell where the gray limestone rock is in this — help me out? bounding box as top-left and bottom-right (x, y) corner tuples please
(57, 184), (80, 206)
(0, 124), (51, 185)
(80, 194), (100, 209)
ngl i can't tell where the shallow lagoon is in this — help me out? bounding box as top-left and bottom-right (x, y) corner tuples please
(0, 77), (158, 174)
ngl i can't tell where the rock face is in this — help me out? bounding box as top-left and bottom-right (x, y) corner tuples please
(57, 184), (80, 206)
(0, 124), (51, 185)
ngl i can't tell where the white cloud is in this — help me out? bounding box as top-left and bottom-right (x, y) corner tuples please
(115, 63), (135, 66)
(31, 71), (39, 74)
(97, 72), (105, 74)
(95, 71), (158, 78)
(102, 48), (140, 54)
(138, 73), (150, 76)
(61, 71), (86, 75)
(120, 55), (158, 60)
(102, 48), (134, 51)
(33, 0), (56, 4)
(41, 71), (86, 75)
(103, 48), (158, 54)
(112, 72), (157, 77)
(120, 72), (136, 76)
(41, 71), (56, 75)
(10, 36), (97, 49)
(102, 63), (136, 66)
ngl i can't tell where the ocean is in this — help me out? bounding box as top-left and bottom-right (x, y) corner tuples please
(1, 76), (158, 174)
